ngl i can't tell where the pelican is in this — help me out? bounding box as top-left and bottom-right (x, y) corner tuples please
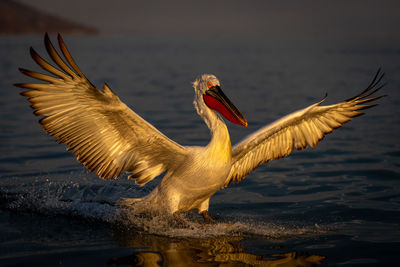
(17, 34), (385, 222)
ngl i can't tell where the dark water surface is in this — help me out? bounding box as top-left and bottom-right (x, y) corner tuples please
(0, 35), (399, 266)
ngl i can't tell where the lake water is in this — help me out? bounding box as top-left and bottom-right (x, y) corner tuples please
(0, 35), (399, 266)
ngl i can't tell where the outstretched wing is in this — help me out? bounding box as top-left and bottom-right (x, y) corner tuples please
(224, 70), (385, 187)
(17, 33), (187, 185)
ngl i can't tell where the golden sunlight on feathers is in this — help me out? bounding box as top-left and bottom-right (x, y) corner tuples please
(17, 33), (186, 183)
(225, 71), (385, 186)
(17, 33), (384, 218)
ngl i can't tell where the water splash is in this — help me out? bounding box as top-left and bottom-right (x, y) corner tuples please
(1, 177), (328, 239)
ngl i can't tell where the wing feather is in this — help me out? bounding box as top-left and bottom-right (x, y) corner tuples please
(57, 33), (86, 77)
(17, 33), (187, 184)
(224, 70), (385, 187)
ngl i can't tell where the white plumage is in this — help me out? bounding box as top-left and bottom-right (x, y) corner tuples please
(17, 34), (384, 221)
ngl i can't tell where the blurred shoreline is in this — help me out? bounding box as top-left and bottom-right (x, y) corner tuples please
(0, 0), (98, 35)
(2, 0), (399, 42)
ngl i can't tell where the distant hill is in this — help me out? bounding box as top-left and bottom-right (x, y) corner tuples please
(0, 0), (98, 34)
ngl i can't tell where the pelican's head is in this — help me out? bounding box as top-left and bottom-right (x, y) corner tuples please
(193, 74), (248, 127)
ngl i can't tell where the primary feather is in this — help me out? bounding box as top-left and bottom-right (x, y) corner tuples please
(224, 69), (385, 186)
(17, 33), (385, 218)
(17, 33), (186, 184)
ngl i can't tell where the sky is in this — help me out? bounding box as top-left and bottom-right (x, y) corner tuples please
(15, 0), (400, 40)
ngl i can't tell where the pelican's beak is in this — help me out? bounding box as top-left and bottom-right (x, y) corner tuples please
(203, 86), (248, 127)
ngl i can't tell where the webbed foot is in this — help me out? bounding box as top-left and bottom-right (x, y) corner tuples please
(201, 210), (216, 223)
(117, 197), (142, 207)
(171, 211), (190, 228)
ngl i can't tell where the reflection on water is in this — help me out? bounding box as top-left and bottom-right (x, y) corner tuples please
(1, 209), (326, 266)
(1, 35), (399, 265)
(110, 231), (325, 266)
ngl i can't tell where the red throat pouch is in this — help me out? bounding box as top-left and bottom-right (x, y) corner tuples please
(203, 94), (246, 126)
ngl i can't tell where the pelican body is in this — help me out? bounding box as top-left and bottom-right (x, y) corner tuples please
(129, 77), (245, 217)
(17, 34), (385, 221)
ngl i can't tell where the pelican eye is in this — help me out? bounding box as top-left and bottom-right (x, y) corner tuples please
(207, 81), (213, 88)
